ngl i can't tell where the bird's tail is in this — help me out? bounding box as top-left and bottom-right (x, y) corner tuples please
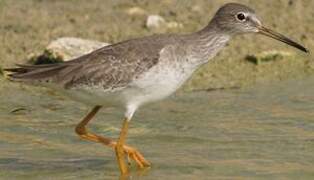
(4, 63), (68, 83)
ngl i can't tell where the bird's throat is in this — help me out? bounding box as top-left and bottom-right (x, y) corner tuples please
(188, 29), (230, 66)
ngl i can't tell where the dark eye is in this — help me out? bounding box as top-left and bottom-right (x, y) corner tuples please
(236, 13), (246, 21)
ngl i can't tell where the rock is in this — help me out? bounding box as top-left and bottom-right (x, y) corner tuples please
(46, 37), (109, 61)
(146, 15), (166, 29)
(31, 37), (110, 64)
(146, 15), (182, 30)
(245, 50), (292, 65)
(126, 7), (146, 16)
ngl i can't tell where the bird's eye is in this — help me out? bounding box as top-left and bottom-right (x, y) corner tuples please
(236, 13), (246, 22)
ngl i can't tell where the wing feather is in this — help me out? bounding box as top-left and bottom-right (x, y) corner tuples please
(5, 34), (179, 90)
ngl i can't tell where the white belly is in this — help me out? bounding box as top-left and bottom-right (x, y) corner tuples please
(121, 61), (195, 108)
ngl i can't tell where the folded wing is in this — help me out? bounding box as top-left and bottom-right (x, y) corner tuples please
(5, 35), (171, 90)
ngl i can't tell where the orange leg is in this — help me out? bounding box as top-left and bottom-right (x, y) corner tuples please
(75, 106), (150, 175)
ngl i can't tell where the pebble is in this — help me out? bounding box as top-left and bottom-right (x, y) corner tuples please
(146, 15), (166, 29)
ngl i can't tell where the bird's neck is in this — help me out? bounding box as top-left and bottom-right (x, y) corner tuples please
(186, 22), (230, 66)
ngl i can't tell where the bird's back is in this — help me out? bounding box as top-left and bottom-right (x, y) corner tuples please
(6, 34), (184, 91)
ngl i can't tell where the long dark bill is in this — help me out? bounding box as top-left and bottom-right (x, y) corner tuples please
(258, 26), (309, 53)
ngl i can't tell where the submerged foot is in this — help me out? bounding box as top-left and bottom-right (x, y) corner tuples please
(114, 143), (151, 175)
(115, 144), (151, 169)
(122, 145), (151, 169)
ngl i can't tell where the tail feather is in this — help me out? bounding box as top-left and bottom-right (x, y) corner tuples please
(4, 63), (68, 83)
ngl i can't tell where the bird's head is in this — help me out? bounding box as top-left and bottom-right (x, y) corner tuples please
(211, 3), (308, 53)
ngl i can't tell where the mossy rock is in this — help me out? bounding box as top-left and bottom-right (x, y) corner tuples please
(245, 50), (292, 65)
(28, 50), (64, 65)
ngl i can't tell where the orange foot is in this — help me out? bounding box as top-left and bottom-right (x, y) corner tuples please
(122, 145), (151, 169)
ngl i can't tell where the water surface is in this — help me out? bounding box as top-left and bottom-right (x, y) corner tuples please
(0, 78), (314, 179)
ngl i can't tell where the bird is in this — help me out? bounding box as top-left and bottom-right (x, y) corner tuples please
(4, 3), (309, 175)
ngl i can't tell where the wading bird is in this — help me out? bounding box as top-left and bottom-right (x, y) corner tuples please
(5, 3), (308, 175)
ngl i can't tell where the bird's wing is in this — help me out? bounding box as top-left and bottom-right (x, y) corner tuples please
(5, 35), (174, 90)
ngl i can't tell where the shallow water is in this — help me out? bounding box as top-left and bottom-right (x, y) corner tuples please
(0, 77), (314, 179)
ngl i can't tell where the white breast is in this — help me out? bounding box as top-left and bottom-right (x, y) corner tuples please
(121, 46), (197, 108)
(121, 63), (191, 107)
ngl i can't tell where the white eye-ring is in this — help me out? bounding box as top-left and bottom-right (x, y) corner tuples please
(236, 12), (246, 22)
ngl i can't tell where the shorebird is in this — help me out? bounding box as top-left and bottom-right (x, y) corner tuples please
(5, 3), (308, 175)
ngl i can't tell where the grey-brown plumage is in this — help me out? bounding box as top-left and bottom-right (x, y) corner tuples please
(7, 34), (183, 89)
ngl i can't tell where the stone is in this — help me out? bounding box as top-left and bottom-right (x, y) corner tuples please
(30, 37), (110, 64)
(46, 37), (109, 61)
(245, 50), (292, 65)
(146, 15), (166, 29)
